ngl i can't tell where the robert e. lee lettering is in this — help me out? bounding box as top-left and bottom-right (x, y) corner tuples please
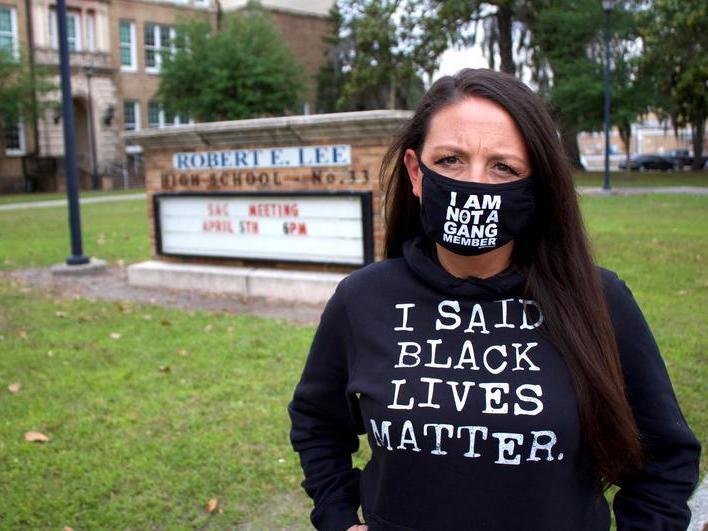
(160, 169), (370, 189)
(162, 144), (369, 189)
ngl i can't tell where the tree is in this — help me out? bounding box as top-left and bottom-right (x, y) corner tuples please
(0, 47), (55, 159)
(316, 0), (438, 113)
(316, 4), (350, 112)
(157, 9), (307, 121)
(433, 0), (534, 77)
(519, 0), (654, 169)
(640, 0), (707, 169)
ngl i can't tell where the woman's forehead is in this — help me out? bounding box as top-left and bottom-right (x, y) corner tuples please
(425, 96), (527, 154)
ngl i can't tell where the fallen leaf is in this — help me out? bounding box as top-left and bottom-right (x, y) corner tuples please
(8, 382), (21, 393)
(160, 319), (172, 326)
(110, 332), (122, 340)
(176, 349), (189, 356)
(18, 330), (28, 340)
(158, 365), (171, 373)
(63, 527), (74, 531)
(203, 324), (213, 333)
(55, 311), (67, 318)
(206, 498), (219, 513)
(24, 431), (49, 443)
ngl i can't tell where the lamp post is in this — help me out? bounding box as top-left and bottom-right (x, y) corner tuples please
(83, 64), (100, 190)
(56, 0), (88, 265)
(602, 0), (614, 191)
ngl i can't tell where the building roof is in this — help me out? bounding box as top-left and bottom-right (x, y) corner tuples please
(219, 0), (334, 17)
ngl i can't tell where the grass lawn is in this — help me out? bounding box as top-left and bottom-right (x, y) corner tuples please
(0, 199), (150, 270)
(0, 188), (145, 205)
(0, 193), (705, 528)
(573, 170), (708, 188)
(581, 194), (707, 465)
(0, 285), (319, 528)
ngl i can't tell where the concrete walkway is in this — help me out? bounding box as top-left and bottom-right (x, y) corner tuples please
(0, 192), (146, 211)
(577, 186), (708, 196)
(689, 474), (708, 531)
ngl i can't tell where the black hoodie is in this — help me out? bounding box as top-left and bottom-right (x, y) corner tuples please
(287, 233), (701, 531)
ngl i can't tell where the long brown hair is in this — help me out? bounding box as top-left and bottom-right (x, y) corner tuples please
(380, 68), (642, 487)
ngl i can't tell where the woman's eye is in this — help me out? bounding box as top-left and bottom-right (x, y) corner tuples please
(493, 162), (520, 175)
(435, 156), (460, 166)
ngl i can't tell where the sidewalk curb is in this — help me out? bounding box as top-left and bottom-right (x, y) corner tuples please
(0, 193), (146, 211)
(689, 474), (708, 531)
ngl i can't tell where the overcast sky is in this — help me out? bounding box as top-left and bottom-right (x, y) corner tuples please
(434, 45), (489, 80)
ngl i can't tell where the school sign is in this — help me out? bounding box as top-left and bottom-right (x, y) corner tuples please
(122, 111), (412, 301)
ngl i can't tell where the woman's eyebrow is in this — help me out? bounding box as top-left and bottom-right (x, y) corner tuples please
(430, 144), (528, 165)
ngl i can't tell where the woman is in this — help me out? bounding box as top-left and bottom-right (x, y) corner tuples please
(287, 68), (700, 530)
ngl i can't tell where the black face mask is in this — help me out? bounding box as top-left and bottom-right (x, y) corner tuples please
(418, 160), (536, 256)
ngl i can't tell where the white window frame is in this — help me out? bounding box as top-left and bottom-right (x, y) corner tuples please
(147, 100), (191, 128)
(144, 23), (176, 74)
(5, 117), (26, 156)
(50, 9), (82, 52)
(119, 19), (137, 72)
(123, 100), (140, 131)
(0, 5), (19, 59)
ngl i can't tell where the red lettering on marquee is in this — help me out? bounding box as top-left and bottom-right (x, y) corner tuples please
(202, 220), (235, 233)
(239, 221), (259, 234)
(207, 203), (229, 217)
(283, 222), (308, 236)
(247, 203), (300, 217)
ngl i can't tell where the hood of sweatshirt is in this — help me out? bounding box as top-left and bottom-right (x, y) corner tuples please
(401, 232), (527, 300)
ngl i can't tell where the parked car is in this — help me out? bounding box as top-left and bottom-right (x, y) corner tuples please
(663, 149), (693, 169)
(618, 154), (675, 171)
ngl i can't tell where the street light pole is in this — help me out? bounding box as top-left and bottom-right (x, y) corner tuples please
(602, 0), (613, 191)
(56, 0), (89, 265)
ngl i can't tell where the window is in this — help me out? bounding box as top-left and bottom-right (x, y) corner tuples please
(86, 11), (95, 52)
(49, 9), (81, 51)
(0, 5), (18, 58)
(148, 101), (160, 128)
(123, 100), (140, 131)
(67, 13), (79, 50)
(144, 23), (175, 73)
(119, 20), (136, 71)
(4, 117), (25, 156)
(147, 100), (191, 128)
